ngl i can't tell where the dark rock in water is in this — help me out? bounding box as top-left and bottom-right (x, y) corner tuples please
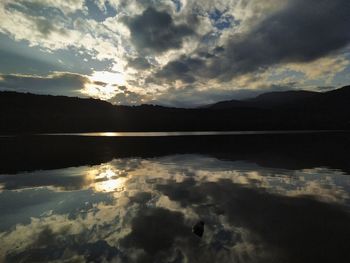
(192, 221), (204, 237)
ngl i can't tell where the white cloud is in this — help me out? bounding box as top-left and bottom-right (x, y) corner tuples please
(1, 156), (348, 262)
(0, 0), (349, 106)
(19, 0), (86, 15)
(282, 56), (349, 82)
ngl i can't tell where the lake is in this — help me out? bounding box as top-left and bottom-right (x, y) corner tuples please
(0, 132), (349, 262)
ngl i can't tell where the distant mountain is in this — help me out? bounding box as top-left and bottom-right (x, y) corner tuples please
(203, 99), (254, 109)
(210, 86), (350, 109)
(247, 90), (319, 108)
(208, 90), (319, 109)
(0, 86), (350, 133)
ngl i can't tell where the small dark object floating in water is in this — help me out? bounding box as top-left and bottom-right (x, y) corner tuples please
(192, 221), (204, 237)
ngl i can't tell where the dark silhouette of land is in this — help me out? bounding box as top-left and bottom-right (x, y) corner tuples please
(0, 85), (350, 133)
(1, 132), (350, 174)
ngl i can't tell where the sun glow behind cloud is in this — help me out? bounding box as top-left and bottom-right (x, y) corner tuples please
(82, 71), (126, 100)
(0, 0), (349, 106)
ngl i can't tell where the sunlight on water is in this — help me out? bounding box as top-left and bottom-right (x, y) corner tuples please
(94, 177), (126, 193)
(43, 130), (341, 137)
(90, 165), (127, 193)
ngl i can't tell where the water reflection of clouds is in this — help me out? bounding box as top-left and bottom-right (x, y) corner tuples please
(0, 154), (349, 262)
(87, 164), (127, 193)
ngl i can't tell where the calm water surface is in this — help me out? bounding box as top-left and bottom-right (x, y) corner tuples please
(43, 130), (340, 137)
(0, 134), (349, 262)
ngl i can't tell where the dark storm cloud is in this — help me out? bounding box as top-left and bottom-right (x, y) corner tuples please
(120, 207), (190, 262)
(35, 17), (57, 36)
(152, 56), (205, 84)
(157, 178), (350, 263)
(6, 227), (122, 262)
(127, 57), (152, 70)
(129, 192), (153, 204)
(0, 72), (89, 95)
(151, 83), (296, 108)
(33, 17), (68, 38)
(217, 0), (350, 78)
(152, 0), (350, 83)
(124, 7), (195, 54)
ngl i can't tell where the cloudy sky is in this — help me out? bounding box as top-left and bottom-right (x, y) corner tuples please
(0, 0), (349, 107)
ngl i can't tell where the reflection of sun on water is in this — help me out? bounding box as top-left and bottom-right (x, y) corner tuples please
(86, 165), (127, 193)
(95, 176), (126, 193)
(83, 71), (126, 100)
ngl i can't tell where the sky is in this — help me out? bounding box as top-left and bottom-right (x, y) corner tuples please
(0, 0), (349, 107)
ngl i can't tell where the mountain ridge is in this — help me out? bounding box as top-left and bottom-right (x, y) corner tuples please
(207, 87), (350, 109)
(0, 85), (349, 133)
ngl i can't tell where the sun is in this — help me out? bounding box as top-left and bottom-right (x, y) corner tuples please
(91, 71), (126, 86)
(82, 71), (126, 100)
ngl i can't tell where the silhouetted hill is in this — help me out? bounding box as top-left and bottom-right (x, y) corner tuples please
(0, 92), (119, 132)
(209, 90), (321, 109)
(209, 86), (350, 111)
(0, 86), (350, 133)
(305, 85), (350, 111)
(203, 99), (252, 109)
(247, 90), (319, 108)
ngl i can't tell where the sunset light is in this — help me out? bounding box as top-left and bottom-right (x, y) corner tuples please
(0, 0), (350, 262)
(82, 71), (126, 100)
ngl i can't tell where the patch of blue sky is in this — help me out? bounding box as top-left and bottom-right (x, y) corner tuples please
(201, 31), (221, 46)
(55, 48), (114, 74)
(171, 0), (182, 12)
(267, 68), (304, 83)
(303, 78), (332, 89)
(0, 33), (64, 75)
(331, 65), (350, 87)
(0, 33), (112, 75)
(209, 9), (237, 30)
(85, 0), (117, 22)
(6, 1), (76, 30)
(6, 1), (64, 18)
